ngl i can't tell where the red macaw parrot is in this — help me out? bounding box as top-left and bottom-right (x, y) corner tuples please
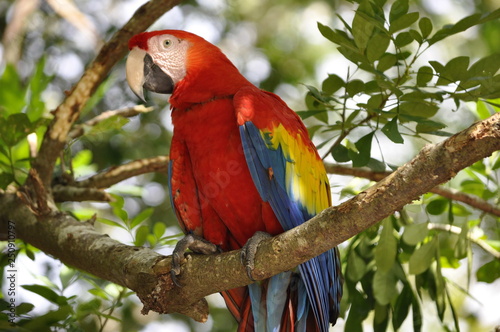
(126, 30), (342, 332)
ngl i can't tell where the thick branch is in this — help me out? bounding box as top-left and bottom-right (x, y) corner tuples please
(31, 0), (182, 188)
(1, 113), (498, 321)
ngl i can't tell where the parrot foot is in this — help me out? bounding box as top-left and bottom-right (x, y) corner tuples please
(241, 231), (272, 281)
(171, 233), (219, 287)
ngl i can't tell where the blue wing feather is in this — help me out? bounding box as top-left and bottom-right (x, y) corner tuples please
(239, 121), (341, 332)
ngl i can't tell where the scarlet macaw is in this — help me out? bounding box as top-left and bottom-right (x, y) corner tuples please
(126, 30), (342, 332)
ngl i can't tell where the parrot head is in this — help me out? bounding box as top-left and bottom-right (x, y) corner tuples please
(126, 30), (250, 105)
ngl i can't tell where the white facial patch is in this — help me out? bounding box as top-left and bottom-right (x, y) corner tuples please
(147, 34), (189, 85)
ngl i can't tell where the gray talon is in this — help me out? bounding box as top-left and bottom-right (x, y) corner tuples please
(241, 231), (272, 281)
(171, 234), (219, 287)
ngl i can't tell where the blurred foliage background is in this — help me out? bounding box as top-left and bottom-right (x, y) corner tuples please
(0, 0), (499, 331)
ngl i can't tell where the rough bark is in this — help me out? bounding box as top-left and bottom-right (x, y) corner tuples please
(1, 112), (498, 322)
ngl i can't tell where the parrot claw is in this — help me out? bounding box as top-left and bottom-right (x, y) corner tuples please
(171, 233), (219, 287)
(241, 231), (272, 281)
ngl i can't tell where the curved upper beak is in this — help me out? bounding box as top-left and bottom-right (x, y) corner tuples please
(126, 47), (147, 102)
(126, 47), (175, 102)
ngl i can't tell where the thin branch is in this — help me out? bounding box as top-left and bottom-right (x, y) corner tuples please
(52, 185), (112, 202)
(325, 163), (500, 217)
(1, 0), (40, 65)
(46, 0), (102, 49)
(77, 156), (169, 189)
(68, 105), (154, 140)
(51, 156), (169, 202)
(428, 223), (500, 259)
(31, 0), (182, 188)
(2, 113), (498, 321)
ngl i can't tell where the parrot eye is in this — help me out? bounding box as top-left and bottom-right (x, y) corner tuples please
(162, 39), (173, 49)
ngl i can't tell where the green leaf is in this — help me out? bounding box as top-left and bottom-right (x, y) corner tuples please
(72, 149), (93, 169)
(373, 268), (397, 305)
(418, 17), (433, 38)
(477, 260), (500, 283)
(318, 22), (356, 51)
(0, 113), (35, 146)
(374, 302), (389, 332)
(377, 53), (398, 72)
(392, 284), (412, 330)
(389, 0), (409, 23)
(350, 132), (374, 167)
(153, 221), (166, 239)
(411, 287), (423, 332)
(352, 0), (375, 52)
(409, 237), (437, 274)
(134, 225), (150, 246)
(347, 250), (367, 282)
(83, 115), (130, 138)
(97, 218), (126, 230)
(130, 208), (154, 229)
(426, 198), (449, 215)
(322, 74), (344, 94)
(389, 12), (419, 33)
(475, 100), (492, 120)
(345, 288), (370, 332)
(346, 79), (365, 96)
(88, 288), (110, 300)
(375, 218), (397, 272)
(367, 33), (391, 62)
(0, 172), (15, 189)
(408, 29), (423, 44)
(398, 101), (439, 118)
(394, 31), (414, 47)
(381, 116), (404, 144)
(416, 66), (434, 86)
(22, 284), (67, 305)
(402, 222), (429, 246)
(444, 56), (470, 83)
(22, 305), (73, 330)
(297, 110), (328, 121)
(0, 64), (26, 115)
(331, 144), (351, 162)
(16, 302), (35, 315)
(428, 13), (482, 45)
(26, 57), (51, 122)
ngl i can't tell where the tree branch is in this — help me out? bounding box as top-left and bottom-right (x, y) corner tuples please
(1, 113), (498, 321)
(52, 156), (169, 202)
(68, 105), (154, 140)
(325, 162), (500, 217)
(30, 0), (182, 189)
(428, 223), (500, 259)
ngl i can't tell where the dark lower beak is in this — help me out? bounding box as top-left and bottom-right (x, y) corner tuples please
(126, 48), (174, 102)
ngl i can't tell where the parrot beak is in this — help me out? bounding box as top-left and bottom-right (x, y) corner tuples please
(126, 47), (147, 102)
(126, 47), (175, 102)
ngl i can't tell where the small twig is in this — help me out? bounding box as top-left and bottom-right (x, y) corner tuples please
(1, 0), (40, 64)
(78, 156), (169, 189)
(325, 163), (500, 217)
(51, 155), (168, 202)
(52, 185), (112, 202)
(428, 223), (500, 259)
(46, 0), (103, 48)
(68, 105), (154, 140)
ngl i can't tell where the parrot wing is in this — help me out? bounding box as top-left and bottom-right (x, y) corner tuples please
(168, 134), (204, 236)
(235, 86), (342, 331)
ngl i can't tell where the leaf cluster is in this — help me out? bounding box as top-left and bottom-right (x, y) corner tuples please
(303, 0), (500, 169)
